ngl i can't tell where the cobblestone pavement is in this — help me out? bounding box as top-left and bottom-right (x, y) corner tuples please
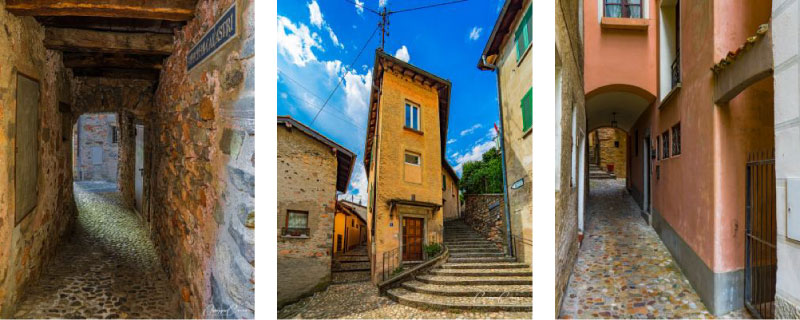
(14, 182), (181, 319)
(559, 179), (750, 319)
(278, 281), (531, 319)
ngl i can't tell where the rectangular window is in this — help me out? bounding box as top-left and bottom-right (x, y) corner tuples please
(443, 174), (446, 190)
(404, 153), (420, 165)
(405, 103), (419, 130)
(515, 5), (533, 61)
(672, 123), (681, 156)
(656, 136), (661, 160)
(604, 0), (642, 18)
(521, 87), (533, 132)
(111, 126), (119, 144)
(287, 210), (308, 228)
(662, 131), (670, 159)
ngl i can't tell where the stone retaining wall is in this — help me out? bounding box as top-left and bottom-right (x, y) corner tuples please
(462, 194), (505, 249)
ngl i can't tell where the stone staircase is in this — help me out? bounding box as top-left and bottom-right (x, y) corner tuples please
(589, 163), (615, 179)
(331, 245), (371, 283)
(386, 220), (532, 311)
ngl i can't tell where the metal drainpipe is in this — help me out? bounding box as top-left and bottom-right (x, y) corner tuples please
(482, 55), (514, 256)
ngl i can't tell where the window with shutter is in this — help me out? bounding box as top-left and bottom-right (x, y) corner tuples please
(515, 5), (533, 61)
(521, 87), (533, 132)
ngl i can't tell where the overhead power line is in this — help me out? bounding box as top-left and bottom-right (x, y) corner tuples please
(389, 0), (468, 14)
(311, 25), (380, 125)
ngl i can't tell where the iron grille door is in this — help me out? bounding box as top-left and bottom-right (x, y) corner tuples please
(745, 151), (776, 319)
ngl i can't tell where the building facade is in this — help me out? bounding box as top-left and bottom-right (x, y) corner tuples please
(442, 161), (460, 221)
(573, 0), (777, 315)
(276, 116), (355, 307)
(478, 0), (534, 266)
(588, 127), (627, 178)
(554, 0), (587, 311)
(334, 201), (367, 254)
(73, 113), (119, 182)
(364, 50), (450, 283)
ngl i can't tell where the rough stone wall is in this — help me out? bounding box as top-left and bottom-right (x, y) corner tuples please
(369, 68), (444, 283)
(594, 127), (627, 178)
(556, 0), (586, 313)
(462, 194), (505, 250)
(75, 113), (118, 182)
(276, 125), (336, 308)
(0, 4), (76, 316)
(149, 0), (255, 317)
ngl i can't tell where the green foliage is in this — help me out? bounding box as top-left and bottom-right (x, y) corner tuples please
(459, 147), (503, 194)
(424, 243), (442, 258)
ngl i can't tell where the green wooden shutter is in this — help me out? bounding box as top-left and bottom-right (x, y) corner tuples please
(521, 87), (532, 132)
(515, 5), (533, 61)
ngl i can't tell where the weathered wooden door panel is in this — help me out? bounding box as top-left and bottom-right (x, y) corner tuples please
(15, 73), (40, 224)
(402, 217), (423, 261)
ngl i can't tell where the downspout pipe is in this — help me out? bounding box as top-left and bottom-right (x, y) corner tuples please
(481, 55), (514, 257)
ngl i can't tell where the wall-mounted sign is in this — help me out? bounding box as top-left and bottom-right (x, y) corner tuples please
(187, 3), (237, 71)
(511, 178), (524, 190)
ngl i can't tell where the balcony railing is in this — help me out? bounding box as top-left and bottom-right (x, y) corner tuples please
(281, 227), (310, 237)
(671, 52), (681, 88)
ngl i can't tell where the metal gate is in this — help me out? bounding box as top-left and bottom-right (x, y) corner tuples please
(745, 151), (776, 319)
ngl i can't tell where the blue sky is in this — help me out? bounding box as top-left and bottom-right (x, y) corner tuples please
(277, 0), (505, 203)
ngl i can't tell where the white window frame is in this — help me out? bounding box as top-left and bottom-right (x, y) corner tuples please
(404, 152), (420, 166)
(405, 102), (420, 131)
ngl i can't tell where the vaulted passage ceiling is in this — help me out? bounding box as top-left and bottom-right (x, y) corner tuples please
(6, 0), (198, 81)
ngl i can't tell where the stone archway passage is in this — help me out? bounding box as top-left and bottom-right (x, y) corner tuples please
(13, 182), (180, 319)
(558, 179), (750, 318)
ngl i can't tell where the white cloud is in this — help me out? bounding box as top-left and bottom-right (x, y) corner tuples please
(343, 69), (373, 126)
(354, 0), (365, 14)
(326, 26), (344, 49)
(280, 92), (288, 99)
(341, 162), (368, 204)
(308, 0), (324, 28)
(459, 123), (482, 136)
(453, 140), (496, 174)
(324, 60), (343, 77)
(469, 27), (483, 41)
(447, 138), (457, 144)
(379, 0), (388, 7)
(394, 45), (410, 62)
(277, 16), (323, 67)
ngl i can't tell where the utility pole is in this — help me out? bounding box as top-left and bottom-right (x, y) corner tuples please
(378, 7), (389, 50)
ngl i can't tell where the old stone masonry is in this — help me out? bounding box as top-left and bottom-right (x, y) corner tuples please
(13, 182), (180, 319)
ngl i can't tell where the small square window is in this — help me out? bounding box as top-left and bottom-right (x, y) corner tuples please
(404, 153), (420, 165)
(287, 211), (308, 228)
(405, 103), (420, 130)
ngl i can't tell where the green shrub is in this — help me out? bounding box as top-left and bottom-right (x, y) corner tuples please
(424, 243), (442, 258)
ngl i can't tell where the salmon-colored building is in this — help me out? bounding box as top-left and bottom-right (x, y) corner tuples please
(569, 0), (777, 316)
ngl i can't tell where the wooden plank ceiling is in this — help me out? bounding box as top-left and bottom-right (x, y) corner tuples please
(6, 0), (198, 81)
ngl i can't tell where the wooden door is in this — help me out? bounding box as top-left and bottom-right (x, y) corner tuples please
(402, 217), (424, 261)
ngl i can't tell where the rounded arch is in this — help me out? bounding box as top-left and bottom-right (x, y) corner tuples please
(586, 84), (655, 133)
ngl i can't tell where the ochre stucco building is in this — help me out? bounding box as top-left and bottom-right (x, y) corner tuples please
(478, 0), (533, 266)
(277, 116), (355, 307)
(333, 200), (367, 254)
(364, 50), (450, 283)
(442, 161), (460, 221)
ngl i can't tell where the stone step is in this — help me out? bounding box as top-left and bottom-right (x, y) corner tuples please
(401, 280), (532, 297)
(331, 270), (371, 284)
(332, 261), (370, 271)
(386, 288), (532, 312)
(447, 256), (517, 263)
(444, 240), (494, 245)
(447, 247), (500, 254)
(441, 262), (529, 269)
(415, 274), (533, 286)
(445, 244), (499, 250)
(430, 268), (531, 277)
(449, 252), (506, 258)
(337, 256), (369, 262)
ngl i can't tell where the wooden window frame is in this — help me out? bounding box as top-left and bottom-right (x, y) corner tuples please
(603, 0), (643, 19)
(672, 123), (681, 156)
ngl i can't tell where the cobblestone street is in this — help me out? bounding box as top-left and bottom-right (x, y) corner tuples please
(278, 281), (531, 319)
(558, 179), (750, 319)
(13, 182), (180, 319)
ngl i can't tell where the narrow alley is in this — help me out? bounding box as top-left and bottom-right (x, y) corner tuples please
(13, 182), (180, 319)
(558, 179), (748, 318)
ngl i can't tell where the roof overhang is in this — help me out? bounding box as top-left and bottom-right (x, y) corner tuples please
(478, 0), (525, 70)
(337, 201), (367, 224)
(443, 159), (459, 183)
(278, 115), (355, 192)
(387, 199), (442, 210)
(363, 49), (452, 172)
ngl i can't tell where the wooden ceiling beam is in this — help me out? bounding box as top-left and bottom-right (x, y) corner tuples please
(6, 0), (196, 21)
(71, 67), (159, 81)
(36, 16), (182, 34)
(45, 28), (173, 55)
(62, 52), (165, 70)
